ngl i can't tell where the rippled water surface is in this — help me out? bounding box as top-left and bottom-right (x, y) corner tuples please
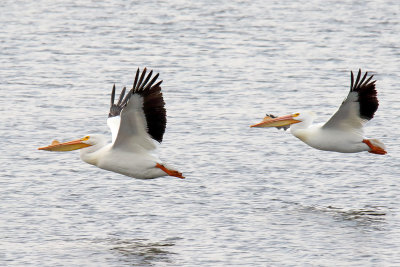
(1, 0), (400, 266)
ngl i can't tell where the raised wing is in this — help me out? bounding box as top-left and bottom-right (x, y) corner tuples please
(110, 68), (166, 151)
(322, 69), (378, 132)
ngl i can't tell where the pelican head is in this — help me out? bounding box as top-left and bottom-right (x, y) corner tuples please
(38, 134), (106, 152)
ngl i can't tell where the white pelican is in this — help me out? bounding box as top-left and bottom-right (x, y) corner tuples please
(251, 69), (387, 155)
(39, 68), (184, 179)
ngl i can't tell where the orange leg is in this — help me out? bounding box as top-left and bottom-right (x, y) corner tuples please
(362, 139), (387, 155)
(156, 163), (185, 179)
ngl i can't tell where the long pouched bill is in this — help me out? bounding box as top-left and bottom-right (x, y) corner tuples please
(38, 139), (91, 151)
(250, 114), (301, 128)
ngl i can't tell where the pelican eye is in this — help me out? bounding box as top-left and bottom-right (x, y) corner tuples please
(81, 136), (90, 141)
(293, 113), (300, 117)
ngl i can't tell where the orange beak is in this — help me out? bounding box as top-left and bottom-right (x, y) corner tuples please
(250, 114), (301, 128)
(38, 138), (91, 152)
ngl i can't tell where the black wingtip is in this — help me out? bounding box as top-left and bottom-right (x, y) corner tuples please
(136, 67), (147, 90)
(153, 80), (163, 88)
(117, 87), (126, 106)
(133, 68), (140, 90)
(352, 69), (362, 92)
(350, 71), (354, 91)
(109, 85), (128, 118)
(111, 84), (116, 105)
(350, 69), (376, 92)
(349, 69), (379, 120)
(138, 70), (153, 91)
(144, 73), (160, 90)
(361, 74), (374, 88)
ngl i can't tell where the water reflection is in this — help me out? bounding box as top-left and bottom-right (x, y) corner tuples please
(2, 0), (400, 265)
(108, 238), (176, 266)
(302, 204), (387, 228)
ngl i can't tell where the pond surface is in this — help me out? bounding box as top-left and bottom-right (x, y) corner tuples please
(1, 0), (400, 265)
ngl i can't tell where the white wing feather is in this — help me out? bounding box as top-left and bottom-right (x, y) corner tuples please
(107, 116), (121, 143)
(322, 91), (367, 134)
(112, 94), (158, 152)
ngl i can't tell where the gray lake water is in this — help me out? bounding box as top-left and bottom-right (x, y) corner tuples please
(1, 0), (400, 266)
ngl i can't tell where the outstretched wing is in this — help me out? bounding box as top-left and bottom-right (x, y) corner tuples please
(108, 68), (166, 151)
(322, 69), (378, 133)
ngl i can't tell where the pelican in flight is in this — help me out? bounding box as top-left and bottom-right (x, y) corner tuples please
(251, 69), (387, 155)
(39, 68), (184, 179)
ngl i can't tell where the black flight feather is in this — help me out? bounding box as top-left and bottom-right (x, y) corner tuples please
(138, 70), (153, 91)
(109, 84), (125, 117)
(350, 69), (378, 120)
